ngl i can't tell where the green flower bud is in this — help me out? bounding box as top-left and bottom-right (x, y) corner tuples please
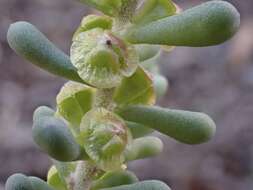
(126, 121), (154, 138)
(113, 66), (155, 107)
(124, 136), (163, 161)
(33, 106), (87, 161)
(47, 166), (67, 190)
(80, 108), (131, 171)
(101, 180), (171, 190)
(90, 170), (138, 190)
(73, 15), (113, 40)
(117, 105), (216, 144)
(133, 0), (177, 25)
(70, 29), (138, 89)
(125, 1), (240, 47)
(7, 22), (83, 83)
(56, 81), (95, 130)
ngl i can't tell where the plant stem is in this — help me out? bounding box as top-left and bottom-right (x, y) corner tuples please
(113, 0), (138, 31)
(94, 88), (115, 110)
(73, 161), (97, 190)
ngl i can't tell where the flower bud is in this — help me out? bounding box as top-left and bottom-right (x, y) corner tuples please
(80, 108), (131, 171)
(70, 28), (138, 89)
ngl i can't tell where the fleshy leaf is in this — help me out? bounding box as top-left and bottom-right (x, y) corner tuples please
(80, 108), (131, 171)
(56, 81), (95, 132)
(152, 74), (169, 99)
(101, 180), (171, 190)
(135, 44), (160, 62)
(117, 105), (216, 144)
(113, 67), (155, 107)
(125, 1), (240, 47)
(126, 121), (154, 138)
(7, 22), (84, 83)
(124, 136), (163, 161)
(5, 174), (54, 190)
(139, 52), (162, 74)
(70, 29), (138, 89)
(29, 177), (54, 190)
(32, 106), (87, 161)
(133, 0), (177, 25)
(90, 170), (138, 190)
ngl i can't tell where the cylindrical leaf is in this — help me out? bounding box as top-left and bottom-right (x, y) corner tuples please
(125, 1), (240, 47)
(101, 180), (171, 190)
(5, 174), (32, 190)
(91, 170), (138, 190)
(117, 105), (216, 144)
(135, 45), (160, 62)
(126, 121), (154, 138)
(28, 177), (54, 190)
(33, 106), (87, 161)
(5, 174), (54, 190)
(124, 136), (163, 161)
(7, 22), (84, 83)
(153, 74), (168, 99)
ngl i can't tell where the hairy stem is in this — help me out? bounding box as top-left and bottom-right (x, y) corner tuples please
(73, 161), (97, 190)
(94, 88), (115, 110)
(113, 0), (138, 31)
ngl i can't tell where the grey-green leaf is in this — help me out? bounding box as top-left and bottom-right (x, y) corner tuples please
(125, 136), (163, 161)
(101, 180), (171, 190)
(125, 1), (240, 47)
(117, 105), (216, 144)
(7, 21), (85, 83)
(32, 106), (87, 161)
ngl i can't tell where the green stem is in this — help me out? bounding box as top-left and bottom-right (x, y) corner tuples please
(94, 88), (115, 110)
(113, 0), (138, 31)
(73, 161), (97, 190)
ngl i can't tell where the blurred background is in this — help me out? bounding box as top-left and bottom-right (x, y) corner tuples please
(0, 0), (253, 190)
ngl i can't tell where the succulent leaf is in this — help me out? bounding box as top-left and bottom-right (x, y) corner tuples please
(135, 44), (160, 62)
(6, 174), (33, 190)
(117, 105), (216, 144)
(124, 136), (163, 161)
(125, 1), (240, 47)
(28, 177), (54, 190)
(126, 121), (154, 138)
(90, 170), (138, 190)
(7, 22), (84, 83)
(5, 174), (54, 190)
(153, 74), (169, 99)
(139, 52), (161, 74)
(101, 180), (171, 190)
(80, 108), (131, 171)
(32, 106), (87, 161)
(113, 67), (155, 107)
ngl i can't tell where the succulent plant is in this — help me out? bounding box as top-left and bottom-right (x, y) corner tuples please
(6, 0), (240, 190)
